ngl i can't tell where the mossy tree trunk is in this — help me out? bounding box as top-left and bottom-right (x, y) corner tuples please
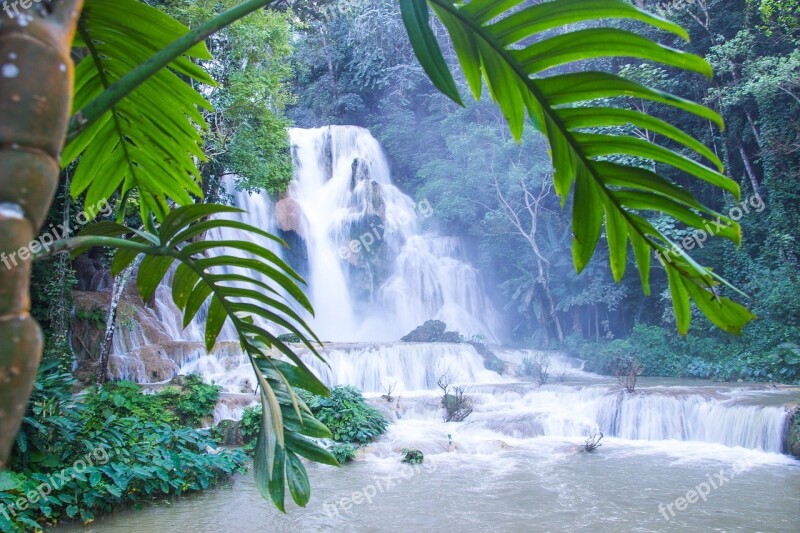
(0, 0), (82, 467)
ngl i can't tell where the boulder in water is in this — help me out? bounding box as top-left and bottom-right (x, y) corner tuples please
(275, 197), (307, 237)
(401, 320), (447, 342)
(401, 320), (465, 344)
(787, 404), (800, 458)
(215, 419), (244, 447)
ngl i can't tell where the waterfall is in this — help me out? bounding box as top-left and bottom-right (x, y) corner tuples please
(105, 125), (794, 457)
(285, 126), (501, 342)
(465, 383), (790, 453)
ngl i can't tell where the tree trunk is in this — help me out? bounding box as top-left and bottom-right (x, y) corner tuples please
(0, 1), (83, 467)
(96, 265), (134, 385)
(738, 142), (762, 195)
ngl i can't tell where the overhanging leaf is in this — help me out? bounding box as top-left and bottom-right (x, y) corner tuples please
(405, 0), (753, 335)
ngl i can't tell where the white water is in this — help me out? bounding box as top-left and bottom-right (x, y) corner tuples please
(106, 125), (796, 458)
(287, 126), (501, 342)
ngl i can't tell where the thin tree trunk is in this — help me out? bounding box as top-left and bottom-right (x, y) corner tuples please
(494, 176), (564, 343)
(0, 1), (83, 467)
(744, 109), (763, 150)
(594, 304), (600, 341)
(738, 142), (762, 195)
(96, 265), (135, 385)
(49, 174), (73, 366)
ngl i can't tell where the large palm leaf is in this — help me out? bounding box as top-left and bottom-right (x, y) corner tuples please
(64, 0), (216, 220)
(401, 0), (755, 334)
(56, 0), (339, 510)
(67, 204), (338, 510)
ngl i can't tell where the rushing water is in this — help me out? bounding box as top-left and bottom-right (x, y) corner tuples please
(77, 126), (800, 531)
(60, 446), (800, 533)
(283, 126), (502, 342)
(60, 369), (800, 532)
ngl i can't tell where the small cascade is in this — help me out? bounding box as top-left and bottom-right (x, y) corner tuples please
(298, 342), (503, 393)
(592, 390), (789, 452)
(458, 383), (791, 453)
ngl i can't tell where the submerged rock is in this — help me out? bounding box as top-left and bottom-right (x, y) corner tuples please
(215, 419), (244, 447)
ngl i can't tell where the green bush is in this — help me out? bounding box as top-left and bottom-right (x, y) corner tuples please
(82, 381), (178, 428)
(330, 443), (358, 464)
(172, 374), (222, 427)
(578, 324), (688, 378)
(240, 405), (262, 455)
(1, 369), (245, 532)
(300, 386), (389, 445)
(572, 322), (800, 384)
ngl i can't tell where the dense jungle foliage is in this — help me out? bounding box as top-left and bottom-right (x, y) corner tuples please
(4, 0), (798, 528)
(284, 0), (800, 382)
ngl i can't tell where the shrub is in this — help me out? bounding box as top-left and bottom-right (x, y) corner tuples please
(1, 369), (245, 532)
(610, 356), (643, 393)
(518, 354), (550, 385)
(437, 373), (474, 422)
(173, 374), (222, 427)
(82, 381), (178, 428)
(330, 443), (358, 464)
(300, 386), (389, 445)
(240, 405), (262, 455)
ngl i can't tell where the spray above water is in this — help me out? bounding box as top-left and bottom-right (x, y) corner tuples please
(285, 126), (501, 342)
(104, 126), (794, 458)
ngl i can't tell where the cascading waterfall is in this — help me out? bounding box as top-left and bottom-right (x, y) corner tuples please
(106, 125), (795, 456)
(285, 126), (501, 342)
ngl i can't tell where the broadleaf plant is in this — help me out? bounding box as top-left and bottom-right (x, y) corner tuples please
(55, 204), (338, 510)
(400, 0), (756, 335)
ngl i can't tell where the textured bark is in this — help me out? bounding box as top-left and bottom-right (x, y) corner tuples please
(738, 142), (762, 196)
(0, 0), (83, 467)
(96, 265), (134, 385)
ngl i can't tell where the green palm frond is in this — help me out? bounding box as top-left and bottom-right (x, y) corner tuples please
(63, 0), (216, 220)
(68, 205), (338, 510)
(401, 0), (755, 334)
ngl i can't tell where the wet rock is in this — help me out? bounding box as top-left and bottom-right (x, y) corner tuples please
(439, 331), (462, 343)
(787, 404), (800, 458)
(275, 197), (307, 237)
(401, 321), (465, 344)
(71, 289), (178, 385)
(215, 419), (244, 447)
(73, 253), (111, 291)
(401, 320), (447, 342)
(469, 341), (507, 375)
